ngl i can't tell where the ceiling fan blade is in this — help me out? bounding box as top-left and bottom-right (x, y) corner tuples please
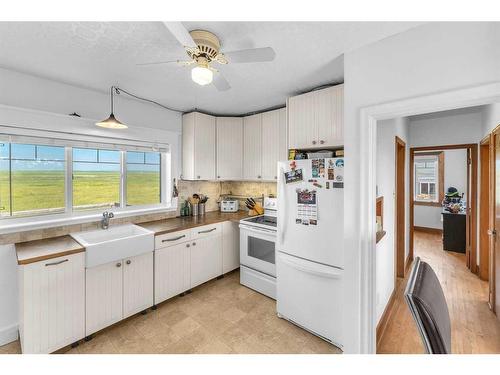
(223, 47), (276, 64)
(213, 72), (231, 92)
(163, 22), (197, 49)
(136, 60), (182, 67)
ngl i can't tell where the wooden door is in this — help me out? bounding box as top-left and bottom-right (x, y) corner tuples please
(216, 117), (243, 180)
(123, 252), (154, 318)
(193, 112), (216, 180)
(154, 242), (191, 304)
(243, 114), (262, 180)
(493, 130), (500, 314)
(316, 85), (344, 147)
(190, 233), (223, 288)
(288, 91), (316, 149)
(479, 139), (491, 280)
(261, 109), (280, 181)
(85, 260), (123, 336)
(395, 137), (406, 277)
(19, 253), (85, 354)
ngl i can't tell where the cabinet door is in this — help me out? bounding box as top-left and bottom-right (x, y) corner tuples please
(222, 221), (240, 274)
(287, 91), (316, 149)
(182, 112), (195, 180)
(19, 253), (85, 354)
(154, 242), (191, 304)
(194, 112), (217, 180)
(190, 234), (223, 288)
(217, 117), (243, 180)
(243, 114), (262, 180)
(123, 252), (154, 318)
(85, 261), (123, 336)
(316, 85), (343, 147)
(261, 110), (280, 181)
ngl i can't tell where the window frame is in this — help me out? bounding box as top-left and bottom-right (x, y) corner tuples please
(0, 139), (173, 229)
(413, 151), (444, 207)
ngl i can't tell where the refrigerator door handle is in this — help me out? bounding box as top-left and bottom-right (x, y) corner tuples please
(279, 252), (342, 279)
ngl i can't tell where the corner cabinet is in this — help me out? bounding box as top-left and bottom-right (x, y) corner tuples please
(287, 84), (344, 149)
(216, 117), (243, 180)
(19, 253), (85, 354)
(182, 112), (216, 180)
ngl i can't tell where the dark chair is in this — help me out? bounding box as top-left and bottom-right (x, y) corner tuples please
(404, 257), (451, 354)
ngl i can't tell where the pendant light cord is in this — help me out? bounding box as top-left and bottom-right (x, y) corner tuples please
(112, 86), (182, 113)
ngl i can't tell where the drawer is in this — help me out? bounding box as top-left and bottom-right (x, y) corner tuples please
(155, 229), (191, 249)
(191, 223), (222, 240)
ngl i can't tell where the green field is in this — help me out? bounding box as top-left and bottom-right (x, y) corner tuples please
(0, 170), (160, 216)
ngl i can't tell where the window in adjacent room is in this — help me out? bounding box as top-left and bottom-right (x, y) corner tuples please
(126, 151), (161, 206)
(413, 152), (444, 205)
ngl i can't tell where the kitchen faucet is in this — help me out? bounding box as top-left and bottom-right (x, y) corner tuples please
(101, 211), (114, 229)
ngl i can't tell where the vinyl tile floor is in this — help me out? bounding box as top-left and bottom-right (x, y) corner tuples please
(0, 270), (341, 354)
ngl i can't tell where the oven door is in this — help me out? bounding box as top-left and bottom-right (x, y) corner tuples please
(239, 224), (276, 277)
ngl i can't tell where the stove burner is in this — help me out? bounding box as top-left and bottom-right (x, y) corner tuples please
(245, 215), (277, 227)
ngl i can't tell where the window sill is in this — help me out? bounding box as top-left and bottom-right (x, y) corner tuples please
(414, 201), (442, 207)
(0, 205), (177, 235)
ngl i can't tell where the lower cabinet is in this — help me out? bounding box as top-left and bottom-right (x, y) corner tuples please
(19, 253), (85, 354)
(154, 241), (191, 304)
(190, 233), (223, 288)
(85, 252), (153, 336)
(222, 221), (240, 274)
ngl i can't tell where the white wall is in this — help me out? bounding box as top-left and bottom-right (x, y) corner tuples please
(0, 68), (183, 346)
(375, 117), (410, 323)
(413, 149), (468, 229)
(482, 102), (500, 137)
(343, 22), (500, 353)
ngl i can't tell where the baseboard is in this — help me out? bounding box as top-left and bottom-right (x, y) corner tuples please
(376, 288), (397, 351)
(413, 226), (443, 235)
(0, 323), (18, 346)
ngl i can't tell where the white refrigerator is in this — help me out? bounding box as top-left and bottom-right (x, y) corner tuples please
(276, 158), (344, 348)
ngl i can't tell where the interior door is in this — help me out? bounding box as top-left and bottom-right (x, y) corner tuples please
(493, 131), (500, 314)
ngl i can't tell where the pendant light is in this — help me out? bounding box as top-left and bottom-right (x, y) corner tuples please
(96, 86), (128, 129)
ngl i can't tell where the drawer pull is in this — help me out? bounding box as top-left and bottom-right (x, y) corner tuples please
(162, 234), (186, 242)
(45, 259), (68, 267)
(198, 228), (216, 234)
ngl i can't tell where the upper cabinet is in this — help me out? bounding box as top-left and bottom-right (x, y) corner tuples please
(182, 112), (216, 180)
(287, 84), (344, 149)
(216, 117), (243, 180)
(243, 114), (263, 180)
(262, 108), (287, 181)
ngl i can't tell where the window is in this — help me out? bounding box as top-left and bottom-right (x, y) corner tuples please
(126, 151), (161, 206)
(413, 152), (444, 205)
(72, 148), (121, 211)
(0, 137), (170, 221)
(0, 143), (65, 217)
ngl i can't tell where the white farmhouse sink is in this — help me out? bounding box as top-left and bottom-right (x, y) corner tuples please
(71, 224), (154, 268)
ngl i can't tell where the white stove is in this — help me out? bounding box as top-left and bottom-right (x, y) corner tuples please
(239, 197), (278, 299)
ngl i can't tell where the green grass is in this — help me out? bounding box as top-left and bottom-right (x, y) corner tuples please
(0, 170), (160, 216)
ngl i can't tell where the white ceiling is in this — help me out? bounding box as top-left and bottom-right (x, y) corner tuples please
(0, 22), (422, 115)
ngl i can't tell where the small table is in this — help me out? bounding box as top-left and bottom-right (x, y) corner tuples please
(442, 209), (466, 253)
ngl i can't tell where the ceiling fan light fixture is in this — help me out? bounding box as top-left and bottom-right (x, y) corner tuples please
(191, 65), (213, 86)
(96, 113), (128, 129)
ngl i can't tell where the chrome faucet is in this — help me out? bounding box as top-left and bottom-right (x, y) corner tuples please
(101, 211), (114, 229)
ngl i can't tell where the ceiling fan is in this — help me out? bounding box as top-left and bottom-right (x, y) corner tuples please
(137, 22), (276, 91)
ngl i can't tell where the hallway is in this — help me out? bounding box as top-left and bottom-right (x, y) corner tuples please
(378, 230), (500, 353)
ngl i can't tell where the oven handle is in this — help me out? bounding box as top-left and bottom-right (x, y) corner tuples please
(239, 224), (277, 235)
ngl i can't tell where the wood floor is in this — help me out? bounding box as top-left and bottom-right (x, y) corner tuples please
(0, 269), (341, 354)
(378, 231), (500, 353)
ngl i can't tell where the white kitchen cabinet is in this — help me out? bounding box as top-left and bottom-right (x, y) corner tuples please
(154, 241), (191, 304)
(217, 117), (243, 180)
(182, 111), (216, 180)
(243, 113), (263, 180)
(190, 231), (223, 288)
(123, 252), (154, 319)
(86, 252), (153, 336)
(287, 84), (344, 149)
(222, 221), (240, 274)
(85, 260), (123, 336)
(19, 253), (85, 354)
(262, 108), (287, 181)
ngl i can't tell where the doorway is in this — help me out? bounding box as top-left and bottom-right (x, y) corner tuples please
(479, 136), (491, 282)
(395, 137), (406, 278)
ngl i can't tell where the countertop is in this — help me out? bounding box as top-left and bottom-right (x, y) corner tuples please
(138, 210), (249, 235)
(16, 235), (85, 265)
(15, 211), (249, 265)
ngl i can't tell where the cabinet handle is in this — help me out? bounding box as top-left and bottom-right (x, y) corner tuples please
(45, 259), (68, 267)
(162, 234), (186, 242)
(192, 242), (196, 246)
(186, 244), (190, 248)
(198, 228), (216, 234)
(197, 175), (201, 179)
(274, 176), (277, 179)
(116, 262), (122, 268)
(320, 140), (325, 145)
(258, 175), (261, 179)
(126, 260), (131, 265)
(312, 141), (317, 145)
